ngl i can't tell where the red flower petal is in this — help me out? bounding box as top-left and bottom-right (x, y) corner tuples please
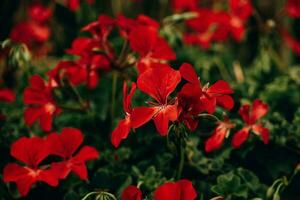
(69, 162), (88, 180)
(137, 65), (181, 103)
(24, 89), (48, 105)
(11, 137), (50, 167)
(3, 163), (35, 196)
(177, 179), (197, 200)
(252, 124), (270, 144)
(40, 113), (53, 132)
(29, 4), (52, 24)
(151, 38), (176, 60)
(29, 75), (46, 90)
(207, 80), (233, 95)
(282, 29), (300, 55)
(50, 161), (70, 179)
(200, 96), (216, 114)
(154, 182), (179, 200)
(179, 63), (199, 84)
(3, 163), (31, 182)
(205, 124), (228, 152)
(129, 26), (158, 57)
(153, 104), (178, 136)
(238, 104), (251, 124)
(111, 118), (131, 148)
(122, 185), (142, 200)
(24, 107), (43, 126)
(286, 0), (300, 18)
(72, 145), (100, 163)
(123, 82), (136, 114)
(232, 127), (250, 148)
(251, 99), (269, 123)
(0, 88), (15, 103)
(154, 180), (197, 200)
(67, 0), (80, 11)
(47, 128), (84, 158)
(37, 169), (59, 187)
(229, 0), (253, 20)
(131, 107), (158, 128)
(216, 95), (234, 110)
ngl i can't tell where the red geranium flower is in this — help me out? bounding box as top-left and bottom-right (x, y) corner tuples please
(81, 14), (115, 47)
(23, 75), (61, 132)
(184, 9), (230, 49)
(111, 82), (136, 148)
(0, 88), (15, 103)
(10, 22), (50, 46)
(121, 185), (142, 200)
(47, 128), (99, 180)
(28, 4), (52, 24)
(285, 0), (300, 18)
(3, 136), (59, 196)
(131, 65), (181, 136)
(154, 179), (197, 200)
(228, 0), (253, 41)
(205, 116), (235, 152)
(117, 14), (159, 39)
(232, 99), (269, 148)
(129, 25), (176, 73)
(179, 63), (234, 114)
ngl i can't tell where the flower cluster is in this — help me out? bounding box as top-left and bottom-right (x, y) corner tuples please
(111, 63), (235, 147)
(2, 4), (276, 198)
(3, 128), (99, 196)
(205, 99), (269, 152)
(173, 0), (253, 48)
(111, 61), (270, 151)
(48, 14), (175, 89)
(10, 3), (52, 55)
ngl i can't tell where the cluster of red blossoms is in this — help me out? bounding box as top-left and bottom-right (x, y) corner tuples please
(10, 3), (52, 55)
(111, 62), (270, 151)
(122, 179), (197, 200)
(172, 0), (253, 49)
(3, 128), (99, 196)
(3, 9), (272, 198)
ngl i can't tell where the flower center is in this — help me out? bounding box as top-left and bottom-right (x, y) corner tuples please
(230, 16), (243, 28)
(44, 102), (56, 114)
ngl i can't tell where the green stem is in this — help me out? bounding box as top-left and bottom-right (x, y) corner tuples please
(67, 79), (86, 108)
(177, 139), (185, 180)
(198, 113), (220, 122)
(117, 39), (129, 67)
(111, 71), (118, 120)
